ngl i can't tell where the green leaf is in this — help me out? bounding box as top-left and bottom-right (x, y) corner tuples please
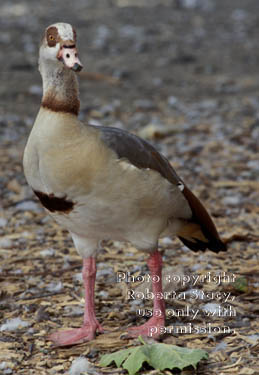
(100, 347), (134, 368)
(99, 337), (208, 375)
(148, 344), (208, 371)
(233, 276), (249, 293)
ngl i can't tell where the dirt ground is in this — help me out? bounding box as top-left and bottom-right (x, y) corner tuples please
(0, 0), (258, 374)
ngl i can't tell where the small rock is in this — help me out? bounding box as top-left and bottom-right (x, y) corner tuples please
(0, 32), (11, 44)
(152, 77), (162, 87)
(15, 200), (41, 212)
(0, 238), (13, 249)
(159, 237), (173, 246)
(0, 362), (7, 370)
(1, 3), (29, 17)
(100, 104), (115, 116)
(0, 317), (31, 331)
(69, 357), (96, 375)
(223, 196), (240, 206)
(247, 334), (259, 344)
(167, 96), (178, 108)
(87, 118), (103, 127)
(73, 273), (83, 283)
(46, 281), (63, 293)
(128, 112), (150, 129)
(98, 290), (109, 298)
(247, 160), (259, 169)
(93, 25), (111, 49)
(7, 179), (22, 194)
(0, 217), (7, 227)
(198, 99), (217, 111)
(134, 99), (156, 111)
(181, 0), (214, 11)
(239, 368), (255, 375)
(231, 9), (248, 22)
(120, 25), (142, 38)
(96, 267), (113, 278)
(212, 341), (228, 352)
(191, 263), (203, 271)
(40, 248), (55, 257)
(130, 299), (144, 311)
(202, 303), (221, 313)
(64, 306), (84, 317)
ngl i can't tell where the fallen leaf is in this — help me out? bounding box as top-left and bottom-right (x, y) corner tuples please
(233, 276), (249, 293)
(99, 336), (208, 375)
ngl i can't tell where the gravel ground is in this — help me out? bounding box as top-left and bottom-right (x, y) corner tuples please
(0, 0), (258, 374)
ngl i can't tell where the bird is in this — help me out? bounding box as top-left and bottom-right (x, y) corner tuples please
(23, 22), (226, 346)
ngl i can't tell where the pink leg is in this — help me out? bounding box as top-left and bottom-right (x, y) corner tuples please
(49, 257), (103, 346)
(127, 250), (165, 339)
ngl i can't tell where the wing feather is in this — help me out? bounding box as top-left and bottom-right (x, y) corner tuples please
(97, 125), (226, 252)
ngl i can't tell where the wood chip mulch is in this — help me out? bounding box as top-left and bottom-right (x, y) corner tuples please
(0, 138), (258, 374)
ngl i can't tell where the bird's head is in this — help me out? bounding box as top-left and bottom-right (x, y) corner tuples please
(39, 22), (83, 72)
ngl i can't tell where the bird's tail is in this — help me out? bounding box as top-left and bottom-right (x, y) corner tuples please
(177, 186), (226, 252)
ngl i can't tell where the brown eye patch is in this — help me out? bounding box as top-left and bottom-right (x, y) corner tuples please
(46, 26), (59, 47)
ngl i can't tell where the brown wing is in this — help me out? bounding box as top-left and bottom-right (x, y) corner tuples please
(98, 125), (181, 186)
(98, 125), (226, 253)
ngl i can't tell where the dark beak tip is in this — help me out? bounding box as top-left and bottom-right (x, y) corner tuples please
(72, 63), (83, 72)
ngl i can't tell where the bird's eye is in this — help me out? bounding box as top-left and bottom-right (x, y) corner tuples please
(46, 27), (57, 47)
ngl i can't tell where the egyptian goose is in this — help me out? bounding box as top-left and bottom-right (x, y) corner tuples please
(23, 23), (226, 346)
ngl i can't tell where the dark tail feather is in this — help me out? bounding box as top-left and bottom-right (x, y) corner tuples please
(179, 234), (226, 252)
(178, 186), (227, 253)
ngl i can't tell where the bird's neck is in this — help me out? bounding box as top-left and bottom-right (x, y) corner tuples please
(39, 61), (80, 116)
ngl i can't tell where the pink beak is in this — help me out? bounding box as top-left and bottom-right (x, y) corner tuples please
(58, 45), (83, 72)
